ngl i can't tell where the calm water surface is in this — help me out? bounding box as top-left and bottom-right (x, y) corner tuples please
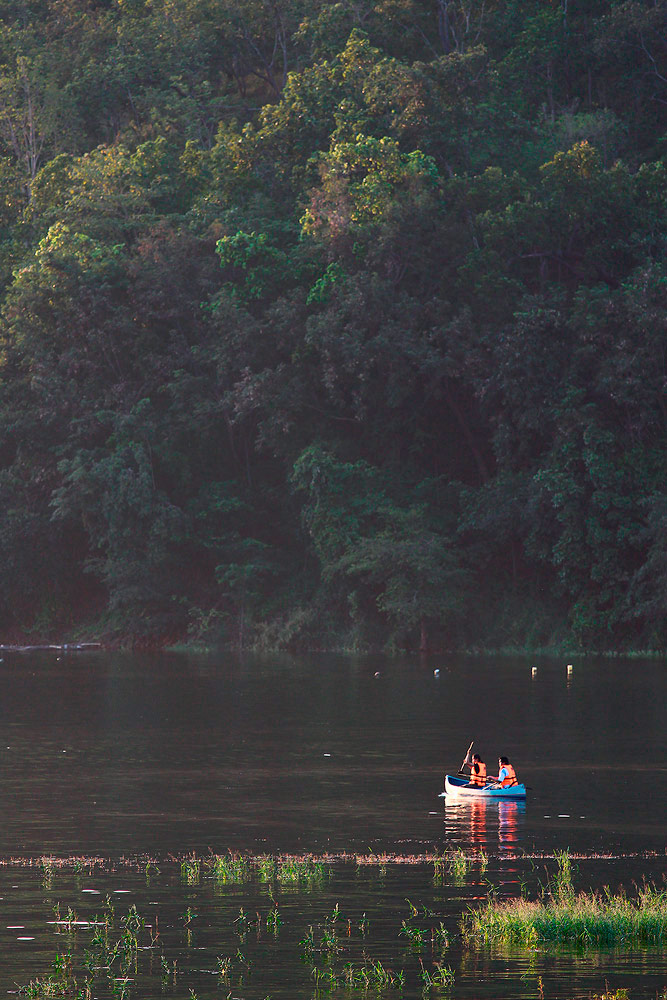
(0, 650), (664, 998)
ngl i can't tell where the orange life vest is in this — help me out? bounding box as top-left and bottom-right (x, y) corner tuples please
(471, 761), (487, 786)
(500, 763), (517, 787)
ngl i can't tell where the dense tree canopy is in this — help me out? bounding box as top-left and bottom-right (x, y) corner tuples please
(0, 0), (664, 650)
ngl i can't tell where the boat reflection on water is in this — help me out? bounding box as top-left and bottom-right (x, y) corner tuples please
(444, 796), (526, 852)
(497, 799), (524, 851)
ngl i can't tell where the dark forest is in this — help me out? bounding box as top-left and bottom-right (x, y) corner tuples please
(0, 0), (665, 650)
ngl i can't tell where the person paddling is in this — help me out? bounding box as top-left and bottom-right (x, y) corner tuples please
(464, 752), (487, 787)
(490, 756), (518, 788)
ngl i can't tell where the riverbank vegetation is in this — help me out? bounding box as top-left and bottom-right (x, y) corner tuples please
(464, 883), (667, 946)
(463, 849), (667, 946)
(7, 852), (663, 999)
(0, 0), (665, 650)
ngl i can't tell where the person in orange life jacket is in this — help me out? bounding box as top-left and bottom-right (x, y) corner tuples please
(492, 757), (518, 787)
(464, 753), (487, 786)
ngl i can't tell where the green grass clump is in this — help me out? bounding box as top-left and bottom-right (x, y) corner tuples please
(276, 857), (326, 883)
(209, 854), (250, 883)
(448, 849), (469, 881)
(343, 959), (405, 989)
(463, 882), (667, 947)
(17, 976), (71, 998)
(181, 857), (200, 885)
(419, 958), (455, 989)
(255, 855), (276, 881)
(310, 959), (405, 990)
(400, 920), (428, 946)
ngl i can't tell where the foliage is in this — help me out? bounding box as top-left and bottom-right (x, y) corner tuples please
(0, 0), (664, 647)
(463, 881), (667, 947)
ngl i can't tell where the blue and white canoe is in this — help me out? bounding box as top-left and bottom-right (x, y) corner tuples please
(442, 774), (527, 799)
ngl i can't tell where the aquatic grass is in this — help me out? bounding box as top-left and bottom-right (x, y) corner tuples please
(400, 920), (428, 946)
(431, 923), (450, 948)
(41, 856), (56, 889)
(17, 975), (71, 997)
(15, 855), (656, 999)
(0, 848), (634, 871)
(233, 907), (251, 936)
(182, 906), (196, 928)
(83, 902), (149, 979)
(17, 951), (88, 998)
(319, 906), (342, 956)
(463, 882), (667, 946)
(144, 860), (159, 883)
(266, 891), (282, 933)
(300, 924), (315, 958)
(276, 856), (327, 883)
(552, 848), (576, 900)
(52, 905), (79, 933)
(216, 955), (232, 982)
(448, 849), (469, 881)
(255, 855), (276, 881)
(180, 856), (200, 885)
(52, 954), (73, 981)
(343, 959), (405, 989)
(120, 905), (144, 937)
(210, 853), (251, 883)
(310, 965), (339, 988)
(419, 958), (455, 990)
(433, 852), (445, 883)
(311, 959), (404, 990)
(319, 924), (340, 955)
(160, 956), (177, 988)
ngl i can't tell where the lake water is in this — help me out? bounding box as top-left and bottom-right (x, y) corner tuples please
(0, 650), (665, 998)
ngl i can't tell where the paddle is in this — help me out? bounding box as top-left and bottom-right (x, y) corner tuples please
(457, 741), (474, 775)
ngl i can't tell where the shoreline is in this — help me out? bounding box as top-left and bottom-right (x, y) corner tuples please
(0, 638), (664, 659)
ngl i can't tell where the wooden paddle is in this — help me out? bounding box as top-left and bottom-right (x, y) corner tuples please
(458, 740), (474, 775)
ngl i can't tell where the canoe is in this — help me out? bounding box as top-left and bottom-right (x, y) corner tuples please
(442, 774), (527, 799)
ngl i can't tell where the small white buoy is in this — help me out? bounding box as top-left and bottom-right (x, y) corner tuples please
(567, 663), (573, 674)
(433, 669), (440, 677)
(374, 671), (380, 677)
(531, 665), (537, 676)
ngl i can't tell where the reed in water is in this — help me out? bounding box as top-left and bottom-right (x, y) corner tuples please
(463, 851), (667, 946)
